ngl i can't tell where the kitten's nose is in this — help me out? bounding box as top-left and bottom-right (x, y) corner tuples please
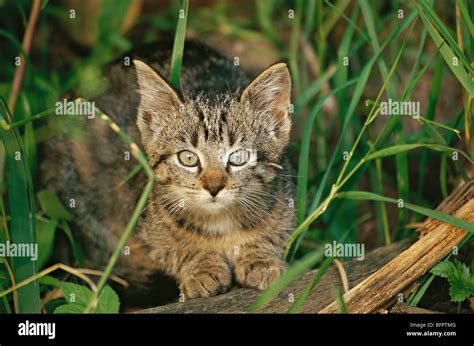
(202, 169), (226, 197)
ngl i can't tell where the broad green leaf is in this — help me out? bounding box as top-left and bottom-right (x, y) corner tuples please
(39, 275), (64, 287)
(54, 303), (88, 314)
(54, 282), (120, 313)
(449, 276), (474, 302)
(36, 218), (58, 269)
(430, 261), (456, 279)
(37, 190), (73, 221)
(59, 221), (85, 266)
(60, 282), (94, 307)
(95, 285), (120, 313)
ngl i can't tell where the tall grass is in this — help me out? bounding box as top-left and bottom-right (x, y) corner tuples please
(0, 98), (39, 313)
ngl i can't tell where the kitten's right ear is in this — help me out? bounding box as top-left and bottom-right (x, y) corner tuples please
(133, 60), (181, 131)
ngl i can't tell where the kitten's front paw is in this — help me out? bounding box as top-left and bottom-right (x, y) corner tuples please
(235, 257), (287, 290)
(179, 266), (232, 299)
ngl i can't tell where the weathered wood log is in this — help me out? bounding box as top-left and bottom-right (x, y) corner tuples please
(320, 181), (473, 313)
(138, 181), (473, 314)
(138, 240), (412, 313)
(390, 302), (443, 314)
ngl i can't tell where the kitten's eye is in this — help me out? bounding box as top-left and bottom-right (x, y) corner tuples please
(228, 149), (250, 166)
(178, 150), (200, 167)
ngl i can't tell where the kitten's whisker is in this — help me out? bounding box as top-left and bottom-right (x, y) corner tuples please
(265, 162), (284, 170)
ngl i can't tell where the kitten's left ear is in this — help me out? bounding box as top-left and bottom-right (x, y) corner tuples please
(240, 63), (292, 136)
(133, 59), (182, 151)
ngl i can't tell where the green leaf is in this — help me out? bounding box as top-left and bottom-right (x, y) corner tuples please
(449, 275), (474, 302)
(449, 288), (471, 303)
(54, 303), (88, 314)
(39, 275), (64, 287)
(430, 260), (456, 280)
(54, 282), (120, 313)
(60, 282), (94, 307)
(41, 0), (50, 10)
(455, 260), (471, 282)
(430, 260), (474, 303)
(59, 221), (85, 266)
(36, 218), (58, 269)
(37, 190), (73, 221)
(95, 286), (120, 313)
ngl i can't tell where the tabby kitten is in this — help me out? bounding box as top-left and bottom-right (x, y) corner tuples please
(41, 41), (295, 299)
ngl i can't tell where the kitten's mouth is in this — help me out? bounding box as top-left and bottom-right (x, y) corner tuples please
(197, 195), (228, 212)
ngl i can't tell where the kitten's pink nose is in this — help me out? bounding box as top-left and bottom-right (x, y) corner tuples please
(202, 169), (227, 197)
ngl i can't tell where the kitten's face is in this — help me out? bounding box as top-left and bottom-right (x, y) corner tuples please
(134, 60), (291, 233)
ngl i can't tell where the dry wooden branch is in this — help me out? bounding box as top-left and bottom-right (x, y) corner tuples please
(320, 181), (473, 313)
(138, 181), (473, 314)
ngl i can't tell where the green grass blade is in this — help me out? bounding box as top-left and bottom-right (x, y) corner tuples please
(291, 78), (359, 261)
(336, 191), (474, 234)
(170, 0), (189, 88)
(415, 1), (474, 96)
(250, 247), (326, 312)
(289, 0), (303, 93)
(335, 4), (359, 117)
(20, 94), (37, 177)
(0, 98), (40, 313)
(287, 227), (351, 313)
(456, 0), (474, 37)
(295, 77), (359, 220)
(417, 0), (472, 72)
(255, 0), (285, 50)
(310, 9), (418, 213)
(364, 143), (473, 164)
(360, 0), (409, 234)
(287, 255), (335, 313)
(294, 65), (337, 113)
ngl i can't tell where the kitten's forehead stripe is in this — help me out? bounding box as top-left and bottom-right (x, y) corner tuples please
(228, 131), (236, 147)
(190, 131), (198, 147)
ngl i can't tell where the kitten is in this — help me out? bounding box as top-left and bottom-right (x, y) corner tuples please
(41, 41), (295, 299)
